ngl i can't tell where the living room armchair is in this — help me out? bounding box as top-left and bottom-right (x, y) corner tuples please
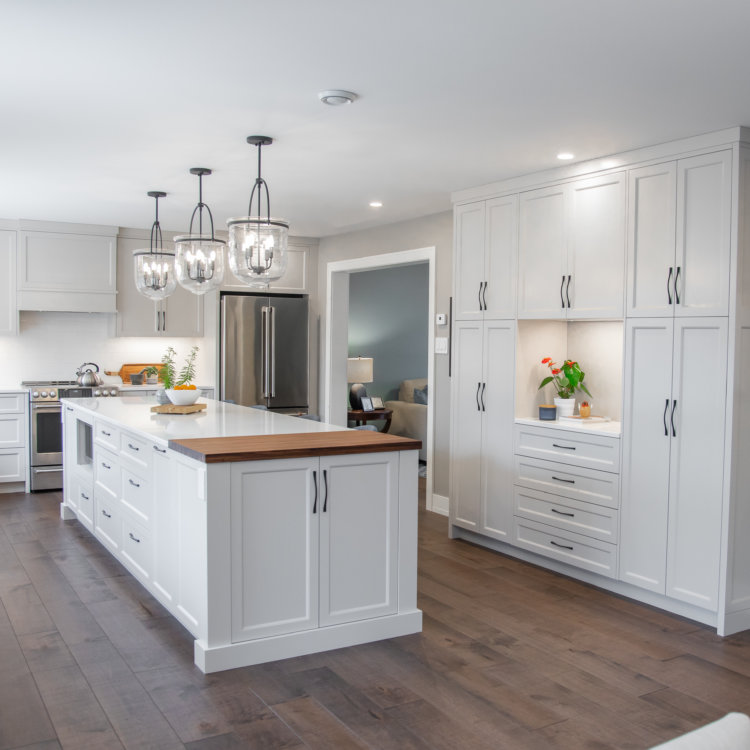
(385, 378), (427, 462)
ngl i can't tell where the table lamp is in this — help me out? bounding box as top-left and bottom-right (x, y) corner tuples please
(347, 357), (373, 410)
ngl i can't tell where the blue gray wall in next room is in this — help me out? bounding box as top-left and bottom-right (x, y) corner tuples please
(348, 263), (429, 402)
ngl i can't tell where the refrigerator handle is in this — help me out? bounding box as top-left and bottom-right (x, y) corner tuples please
(269, 305), (276, 398)
(261, 306), (271, 398)
(220, 298), (228, 399)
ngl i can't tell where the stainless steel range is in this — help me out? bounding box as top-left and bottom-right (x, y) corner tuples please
(22, 380), (120, 491)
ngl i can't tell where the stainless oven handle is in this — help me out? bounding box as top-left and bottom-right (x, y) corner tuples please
(31, 403), (62, 411)
(32, 467), (62, 474)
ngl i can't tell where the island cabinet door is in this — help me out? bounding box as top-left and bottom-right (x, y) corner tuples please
(230, 457), (319, 642)
(318, 452), (399, 627)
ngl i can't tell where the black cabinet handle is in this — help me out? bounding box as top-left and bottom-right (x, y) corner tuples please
(312, 470), (318, 514)
(550, 540), (574, 550)
(101, 509), (111, 518)
(323, 469), (329, 513)
(66, 406), (74, 412)
(129, 532), (141, 543)
(671, 399), (677, 437)
(478, 283), (482, 311)
(560, 275), (566, 308)
(480, 382), (486, 412)
(128, 443), (139, 451)
(663, 398), (670, 436)
(674, 266), (681, 305)
(551, 476), (575, 484)
(80, 492), (89, 501)
(101, 430), (111, 437)
(667, 267), (673, 305)
(101, 461), (111, 469)
(153, 445), (167, 453)
(475, 382), (481, 411)
(566, 275), (572, 308)
(552, 443), (576, 450)
(481, 281), (488, 311)
(551, 508), (575, 517)
(128, 478), (140, 488)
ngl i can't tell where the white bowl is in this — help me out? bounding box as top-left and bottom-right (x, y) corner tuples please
(166, 388), (200, 406)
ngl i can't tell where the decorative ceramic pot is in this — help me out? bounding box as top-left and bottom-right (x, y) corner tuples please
(554, 397), (575, 417)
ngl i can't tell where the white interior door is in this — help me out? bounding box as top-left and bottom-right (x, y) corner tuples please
(666, 318), (728, 610)
(619, 319), (674, 594)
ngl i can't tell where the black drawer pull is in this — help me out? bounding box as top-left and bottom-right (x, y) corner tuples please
(153, 445), (167, 453)
(550, 540), (573, 550)
(127, 443), (139, 451)
(551, 476), (575, 484)
(551, 508), (575, 517)
(101, 509), (111, 518)
(128, 478), (140, 488)
(552, 444), (576, 450)
(101, 430), (111, 436)
(80, 492), (89, 500)
(129, 532), (141, 543)
(66, 406), (74, 412)
(101, 461), (111, 469)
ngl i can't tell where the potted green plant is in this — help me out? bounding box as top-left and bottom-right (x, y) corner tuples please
(158, 346), (200, 405)
(538, 357), (591, 417)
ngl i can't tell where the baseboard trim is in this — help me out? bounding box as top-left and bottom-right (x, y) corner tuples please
(430, 493), (449, 516)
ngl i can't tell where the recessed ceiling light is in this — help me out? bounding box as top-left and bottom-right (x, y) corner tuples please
(318, 89), (358, 106)
(557, 152), (575, 161)
(369, 201), (383, 208)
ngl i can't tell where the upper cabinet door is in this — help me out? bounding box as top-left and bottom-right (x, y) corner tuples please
(484, 195), (518, 320)
(675, 151), (731, 317)
(0, 230), (17, 336)
(163, 286), (204, 337)
(517, 186), (566, 319)
(453, 201), (486, 321)
(567, 172), (626, 319)
(627, 162), (677, 318)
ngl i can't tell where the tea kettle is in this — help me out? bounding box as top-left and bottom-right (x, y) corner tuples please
(76, 363), (103, 387)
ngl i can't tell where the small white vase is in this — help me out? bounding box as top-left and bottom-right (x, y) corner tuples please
(554, 397), (575, 417)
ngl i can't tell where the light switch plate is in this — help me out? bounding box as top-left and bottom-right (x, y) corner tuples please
(435, 337), (448, 354)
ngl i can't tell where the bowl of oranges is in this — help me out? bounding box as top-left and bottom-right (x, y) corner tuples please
(166, 384), (199, 406)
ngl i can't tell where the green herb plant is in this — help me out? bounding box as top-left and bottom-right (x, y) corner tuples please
(159, 346), (199, 390)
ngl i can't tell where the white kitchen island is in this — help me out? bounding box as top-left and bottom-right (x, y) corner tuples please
(61, 397), (422, 673)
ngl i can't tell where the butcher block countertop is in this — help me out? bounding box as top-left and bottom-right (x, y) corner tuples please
(169, 431), (421, 463)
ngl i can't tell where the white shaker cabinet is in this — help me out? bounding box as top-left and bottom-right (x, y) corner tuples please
(450, 320), (515, 540)
(627, 151), (731, 318)
(0, 230), (17, 335)
(230, 452), (399, 643)
(518, 173), (625, 319)
(454, 197), (517, 321)
(620, 317), (728, 610)
(116, 235), (204, 337)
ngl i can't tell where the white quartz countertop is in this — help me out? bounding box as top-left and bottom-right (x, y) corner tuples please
(515, 417), (622, 437)
(62, 397), (346, 442)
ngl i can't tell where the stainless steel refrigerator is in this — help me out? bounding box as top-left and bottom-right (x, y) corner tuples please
(220, 292), (309, 411)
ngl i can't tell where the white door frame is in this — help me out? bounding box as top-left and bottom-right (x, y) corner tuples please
(324, 247), (437, 512)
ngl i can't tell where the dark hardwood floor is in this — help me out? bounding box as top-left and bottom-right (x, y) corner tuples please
(2, 483), (750, 749)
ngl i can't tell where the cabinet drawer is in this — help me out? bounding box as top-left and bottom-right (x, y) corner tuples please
(120, 431), (151, 471)
(94, 492), (120, 552)
(121, 467), (151, 523)
(0, 449), (25, 482)
(0, 393), (25, 414)
(514, 425), (620, 473)
(94, 420), (120, 452)
(95, 447), (119, 498)
(514, 486), (618, 544)
(71, 473), (94, 531)
(0, 414), (24, 448)
(514, 455), (620, 509)
(513, 517), (617, 578)
(121, 517), (151, 581)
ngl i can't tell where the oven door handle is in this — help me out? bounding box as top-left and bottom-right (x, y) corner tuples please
(31, 403), (62, 411)
(32, 467), (62, 474)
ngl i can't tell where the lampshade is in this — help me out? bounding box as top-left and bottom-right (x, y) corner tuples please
(347, 357), (373, 384)
(174, 167), (226, 295)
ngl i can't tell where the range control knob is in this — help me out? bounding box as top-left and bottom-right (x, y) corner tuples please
(49, 390), (57, 398)
(93, 389), (101, 397)
(32, 391), (39, 398)
(101, 390), (110, 397)
(41, 391), (48, 398)
(110, 389), (118, 397)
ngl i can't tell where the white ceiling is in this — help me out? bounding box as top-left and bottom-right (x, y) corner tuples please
(4, 0), (750, 238)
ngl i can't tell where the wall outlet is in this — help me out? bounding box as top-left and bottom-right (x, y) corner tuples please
(435, 337), (448, 354)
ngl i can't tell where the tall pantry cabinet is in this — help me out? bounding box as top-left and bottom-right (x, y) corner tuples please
(450, 128), (750, 636)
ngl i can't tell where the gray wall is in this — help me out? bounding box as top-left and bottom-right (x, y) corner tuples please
(314, 210), (453, 498)
(348, 263), (429, 402)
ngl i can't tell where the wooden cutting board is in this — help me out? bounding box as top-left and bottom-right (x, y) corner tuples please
(104, 363), (163, 384)
(150, 402), (207, 415)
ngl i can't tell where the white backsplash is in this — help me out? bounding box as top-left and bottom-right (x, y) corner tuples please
(0, 311), (212, 388)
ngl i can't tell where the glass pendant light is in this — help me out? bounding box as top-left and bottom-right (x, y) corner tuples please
(227, 135), (289, 288)
(133, 191), (177, 300)
(174, 168), (226, 294)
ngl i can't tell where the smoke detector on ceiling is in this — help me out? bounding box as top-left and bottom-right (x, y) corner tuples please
(318, 89), (358, 106)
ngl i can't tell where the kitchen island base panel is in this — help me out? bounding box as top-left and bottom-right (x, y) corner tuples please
(60, 503), (76, 520)
(195, 610), (423, 674)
